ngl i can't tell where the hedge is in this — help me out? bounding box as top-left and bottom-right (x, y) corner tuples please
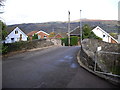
(61, 36), (79, 46)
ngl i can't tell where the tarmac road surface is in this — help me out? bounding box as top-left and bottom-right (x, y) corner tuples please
(2, 46), (118, 88)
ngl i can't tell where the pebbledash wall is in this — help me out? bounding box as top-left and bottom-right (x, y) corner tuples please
(79, 39), (120, 86)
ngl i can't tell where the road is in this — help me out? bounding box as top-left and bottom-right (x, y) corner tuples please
(2, 46), (117, 88)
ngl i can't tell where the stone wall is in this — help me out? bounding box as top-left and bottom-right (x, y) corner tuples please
(79, 39), (120, 85)
(47, 39), (62, 46)
(4, 39), (54, 54)
(82, 39), (120, 72)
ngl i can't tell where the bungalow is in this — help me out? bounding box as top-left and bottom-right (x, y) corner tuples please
(54, 33), (67, 39)
(27, 30), (49, 40)
(54, 34), (63, 39)
(5, 27), (28, 43)
(92, 26), (118, 43)
(36, 30), (49, 39)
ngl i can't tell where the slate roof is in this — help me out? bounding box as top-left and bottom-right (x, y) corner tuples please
(70, 26), (81, 36)
(6, 26), (27, 35)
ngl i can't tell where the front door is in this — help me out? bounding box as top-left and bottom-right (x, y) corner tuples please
(20, 34), (22, 41)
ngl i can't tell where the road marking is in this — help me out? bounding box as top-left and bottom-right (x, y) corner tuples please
(64, 55), (73, 60)
(70, 63), (78, 68)
(59, 59), (65, 62)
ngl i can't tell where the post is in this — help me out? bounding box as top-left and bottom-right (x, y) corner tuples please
(94, 51), (97, 72)
(80, 10), (82, 44)
(68, 11), (70, 46)
(94, 45), (98, 72)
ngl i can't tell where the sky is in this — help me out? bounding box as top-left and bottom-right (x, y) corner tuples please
(0, 0), (120, 25)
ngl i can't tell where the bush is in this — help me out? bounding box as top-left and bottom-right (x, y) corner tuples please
(70, 36), (78, 46)
(82, 24), (102, 40)
(61, 36), (79, 46)
(32, 34), (38, 40)
(61, 37), (68, 46)
(0, 43), (8, 54)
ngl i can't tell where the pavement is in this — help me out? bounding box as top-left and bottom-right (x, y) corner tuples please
(2, 46), (118, 88)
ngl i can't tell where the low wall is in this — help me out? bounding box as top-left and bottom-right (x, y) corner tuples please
(3, 39), (54, 55)
(79, 39), (120, 86)
(47, 39), (62, 46)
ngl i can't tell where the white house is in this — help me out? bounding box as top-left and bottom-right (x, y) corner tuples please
(92, 26), (118, 43)
(5, 27), (28, 43)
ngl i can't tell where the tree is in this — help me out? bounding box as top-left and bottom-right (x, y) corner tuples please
(82, 24), (92, 39)
(32, 33), (38, 40)
(0, 20), (8, 54)
(82, 24), (102, 40)
(0, 20), (7, 40)
(0, 0), (6, 13)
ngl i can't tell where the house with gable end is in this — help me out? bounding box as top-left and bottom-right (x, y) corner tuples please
(5, 27), (28, 43)
(27, 30), (49, 40)
(36, 30), (49, 39)
(92, 26), (118, 43)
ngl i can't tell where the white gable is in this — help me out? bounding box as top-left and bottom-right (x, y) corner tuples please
(92, 26), (118, 43)
(5, 27), (28, 43)
(36, 30), (49, 35)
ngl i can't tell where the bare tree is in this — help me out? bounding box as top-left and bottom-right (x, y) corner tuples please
(0, 0), (6, 14)
(0, 0), (5, 6)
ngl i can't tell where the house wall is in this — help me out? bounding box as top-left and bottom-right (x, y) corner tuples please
(111, 38), (117, 43)
(92, 28), (109, 42)
(5, 27), (27, 43)
(92, 27), (117, 43)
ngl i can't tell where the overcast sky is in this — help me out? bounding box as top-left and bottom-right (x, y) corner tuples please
(0, 0), (120, 25)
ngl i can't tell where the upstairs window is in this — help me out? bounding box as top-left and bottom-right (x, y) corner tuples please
(15, 31), (18, 34)
(103, 35), (105, 37)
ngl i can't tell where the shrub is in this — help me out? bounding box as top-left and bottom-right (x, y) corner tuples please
(61, 36), (79, 46)
(32, 34), (38, 40)
(82, 24), (102, 40)
(0, 43), (8, 54)
(70, 36), (78, 46)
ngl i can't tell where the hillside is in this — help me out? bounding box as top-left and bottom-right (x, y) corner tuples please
(7, 19), (120, 34)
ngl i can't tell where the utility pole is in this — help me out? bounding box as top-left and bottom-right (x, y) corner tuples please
(80, 10), (82, 44)
(68, 11), (70, 46)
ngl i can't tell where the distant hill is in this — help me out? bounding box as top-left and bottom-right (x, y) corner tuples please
(7, 19), (120, 34)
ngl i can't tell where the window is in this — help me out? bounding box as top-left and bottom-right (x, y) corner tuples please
(103, 35), (106, 37)
(11, 38), (14, 40)
(15, 31), (18, 34)
(44, 35), (47, 39)
(6, 37), (9, 39)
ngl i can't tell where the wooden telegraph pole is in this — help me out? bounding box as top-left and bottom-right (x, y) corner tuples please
(80, 10), (82, 44)
(68, 11), (70, 46)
